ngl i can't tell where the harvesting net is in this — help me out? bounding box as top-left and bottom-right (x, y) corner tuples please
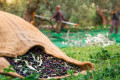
(41, 29), (120, 47)
(0, 11), (94, 79)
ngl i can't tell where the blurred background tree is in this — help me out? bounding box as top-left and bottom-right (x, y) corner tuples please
(91, 0), (120, 25)
(23, 0), (40, 22)
(0, 0), (120, 29)
(0, 0), (7, 11)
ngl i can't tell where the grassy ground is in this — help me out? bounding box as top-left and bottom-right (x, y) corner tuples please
(58, 44), (120, 80)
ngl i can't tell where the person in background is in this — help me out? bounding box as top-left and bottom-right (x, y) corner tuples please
(50, 5), (64, 33)
(110, 5), (120, 34)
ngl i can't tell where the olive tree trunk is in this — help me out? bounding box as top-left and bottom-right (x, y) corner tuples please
(23, 0), (40, 22)
(97, 6), (107, 25)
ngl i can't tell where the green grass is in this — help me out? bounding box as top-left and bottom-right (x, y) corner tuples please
(61, 44), (120, 61)
(59, 44), (120, 80)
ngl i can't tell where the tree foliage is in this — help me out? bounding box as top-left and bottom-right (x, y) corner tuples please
(0, 0), (120, 27)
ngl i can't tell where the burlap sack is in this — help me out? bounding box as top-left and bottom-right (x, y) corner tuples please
(0, 11), (94, 79)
